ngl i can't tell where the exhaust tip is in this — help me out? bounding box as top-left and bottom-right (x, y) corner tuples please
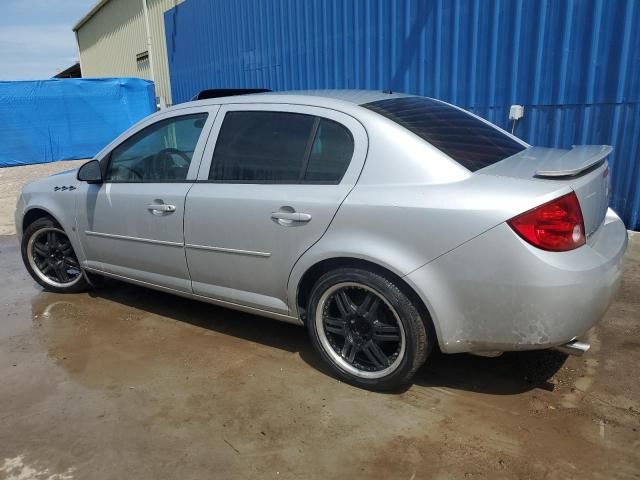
(552, 338), (590, 356)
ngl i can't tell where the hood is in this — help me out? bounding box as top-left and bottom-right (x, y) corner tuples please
(50, 168), (80, 177)
(21, 168), (80, 195)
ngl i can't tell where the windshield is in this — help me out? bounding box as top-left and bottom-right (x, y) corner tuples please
(362, 96), (526, 172)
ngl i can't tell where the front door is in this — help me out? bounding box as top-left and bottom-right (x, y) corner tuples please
(77, 108), (216, 292)
(184, 104), (367, 313)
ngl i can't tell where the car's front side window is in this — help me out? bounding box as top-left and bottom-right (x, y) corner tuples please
(106, 113), (208, 182)
(208, 111), (354, 184)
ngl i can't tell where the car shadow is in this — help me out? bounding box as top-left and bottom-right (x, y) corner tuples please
(89, 280), (567, 395)
(88, 279), (308, 355)
(411, 348), (567, 395)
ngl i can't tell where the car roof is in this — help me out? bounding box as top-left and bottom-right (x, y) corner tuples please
(260, 89), (414, 104)
(171, 89), (415, 111)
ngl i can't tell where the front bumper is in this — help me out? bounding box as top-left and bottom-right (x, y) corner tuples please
(406, 208), (628, 354)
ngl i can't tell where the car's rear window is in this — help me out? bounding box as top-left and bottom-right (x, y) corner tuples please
(362, 97), (526, 172)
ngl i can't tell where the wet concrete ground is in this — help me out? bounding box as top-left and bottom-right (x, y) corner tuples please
(1, 234), (639, 480)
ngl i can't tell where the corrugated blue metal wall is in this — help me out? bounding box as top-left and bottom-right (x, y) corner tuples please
(165, 0), (640, 229)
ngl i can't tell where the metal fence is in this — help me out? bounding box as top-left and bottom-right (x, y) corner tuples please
(165, 0), (640, 229)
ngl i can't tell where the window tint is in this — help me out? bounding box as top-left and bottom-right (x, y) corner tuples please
(209, 111), (316, 182)
(304, 119), (354, 183)
(106, 113), (208, 182)
(362, 97), (526, 172)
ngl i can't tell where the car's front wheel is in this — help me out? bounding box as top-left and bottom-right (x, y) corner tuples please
(21, 217), (89, 293)
(307, 268), (432, 391)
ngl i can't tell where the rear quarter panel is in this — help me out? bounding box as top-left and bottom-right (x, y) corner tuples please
(287, 119), (574, 317)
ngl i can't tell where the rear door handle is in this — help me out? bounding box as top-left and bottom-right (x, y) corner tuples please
(270, 211), (312, 225)
(147, 204), (176, 214)
(270, 211), (312, 221)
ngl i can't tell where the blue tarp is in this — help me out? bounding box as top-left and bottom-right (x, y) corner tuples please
(0, 78), (155, 167)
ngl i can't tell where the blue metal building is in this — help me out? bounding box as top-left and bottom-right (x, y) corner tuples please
(164, 0), (640, 229)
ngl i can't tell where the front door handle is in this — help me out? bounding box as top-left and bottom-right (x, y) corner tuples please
(147, 203), (176, 215)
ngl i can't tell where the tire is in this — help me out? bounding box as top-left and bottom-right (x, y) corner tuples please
(307, 267), (432, 391)
(21, 217), (89, 294)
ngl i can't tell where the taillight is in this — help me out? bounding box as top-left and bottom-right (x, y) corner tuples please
(507, 192), (585, 252)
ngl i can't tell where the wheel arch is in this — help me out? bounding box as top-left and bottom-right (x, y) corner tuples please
(21, 203), (86, 265)
(293, 256), (439, 347)
(22, 207), (60, 233)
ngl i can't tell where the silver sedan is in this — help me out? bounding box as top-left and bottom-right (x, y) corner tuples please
(15, 90), (628, 390)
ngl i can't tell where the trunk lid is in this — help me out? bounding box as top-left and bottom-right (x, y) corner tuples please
(481, 145), (612, 236)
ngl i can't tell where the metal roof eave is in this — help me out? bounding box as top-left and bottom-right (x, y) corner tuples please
(72, 0), (112, 32)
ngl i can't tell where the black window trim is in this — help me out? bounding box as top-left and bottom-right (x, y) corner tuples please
(298, 117), (321, 182)
(206, 110), (355, 186)
(102, 112), (209, 184)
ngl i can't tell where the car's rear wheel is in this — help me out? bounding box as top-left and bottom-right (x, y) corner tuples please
(307, 268), (431, 391)
(21, 217), (89, 293)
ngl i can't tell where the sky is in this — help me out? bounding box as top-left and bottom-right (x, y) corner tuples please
(0, 0), (95, 80)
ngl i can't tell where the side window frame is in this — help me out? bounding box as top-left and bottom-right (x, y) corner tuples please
(196, 103), (365, 186)
(94, 105), (220, 183)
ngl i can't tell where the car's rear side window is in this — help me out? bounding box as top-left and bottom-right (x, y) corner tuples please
(362, 97), (526, 172)
(210, 111), (314, 182)
(209, 111), (354, 184)
(305, 118), (354, 183)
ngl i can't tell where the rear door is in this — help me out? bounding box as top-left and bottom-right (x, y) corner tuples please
(184, 104), (367, 314)
(77, 106), (218, 291)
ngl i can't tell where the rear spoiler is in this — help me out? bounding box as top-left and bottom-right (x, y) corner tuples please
(535, 145), (613, 178)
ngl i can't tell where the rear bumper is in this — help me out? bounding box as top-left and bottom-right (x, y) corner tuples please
(406, 208), (628, 354)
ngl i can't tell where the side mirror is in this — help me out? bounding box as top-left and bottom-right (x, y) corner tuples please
(77, 159), (103, 184)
